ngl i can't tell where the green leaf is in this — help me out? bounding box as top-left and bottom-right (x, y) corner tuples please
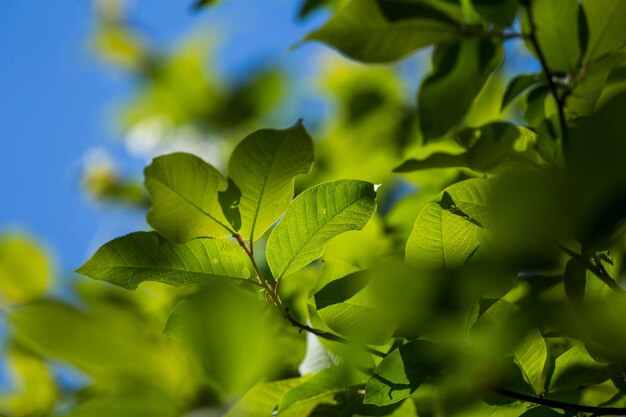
(8, 301), (188, 389)
(76, 232), (251, 290)
(548, 341), (612, 393)
(471, 0), (518, 27)
(566, 52), (626, 117)
(61, 389), (178, 417)
(395, 122), (540, 173)
(0, 235), (51, 304)
(476, 300), (548, 394)
(228, 123), (315, 242)
(266, 180), (377, 279)
(305, 0), (460, 63)
(530, 0), (581, 73)
(278, 365), (367, 413)
(144, 153), (233, 243)
(299, 0), (335, 19)
(314, 270), (397, 345)
(418, 39), (503, 139)
(501, 74), (541, 110)
(223, 378), (306, 417)
(405, 178), (490, 268)
(364, 340), (444, 406)
(563, 258), (611, 304)
(581, 0), (626, 62)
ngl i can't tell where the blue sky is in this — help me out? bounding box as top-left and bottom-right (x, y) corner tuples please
(0, 0), (328, 273)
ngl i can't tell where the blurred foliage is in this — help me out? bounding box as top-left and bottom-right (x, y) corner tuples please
(4, 0), (626, 416)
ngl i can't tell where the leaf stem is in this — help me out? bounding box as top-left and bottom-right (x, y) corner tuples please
(557, 243), (624, 293)
(232, 233), (386, 358)
(520, 0), (571, 156)
(495, 387), (626, 416)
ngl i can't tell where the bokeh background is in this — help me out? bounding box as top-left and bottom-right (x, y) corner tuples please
(0, 0), (542, 415)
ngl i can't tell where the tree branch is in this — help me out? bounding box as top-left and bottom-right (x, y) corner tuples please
(521, 0), (571, 156)
(557, 243), (624, 293)
(233, 234), (387, 358)
(495, 387), (626, 416)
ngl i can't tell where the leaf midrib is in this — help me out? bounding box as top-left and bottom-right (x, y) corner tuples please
(277, 192), (371, 279)
(150, 175), (234, 235)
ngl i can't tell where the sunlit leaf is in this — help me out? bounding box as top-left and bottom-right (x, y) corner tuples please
(228, 122), (315, 242)
(76, 231), (252, 290)
(305, 0), (460, 63)
(548, 341), (613, 393)
(223, 378), (306, 417)
(144, 153), (233, 242)
(266, 180), (377, 279)
(405, 179), (490, 268)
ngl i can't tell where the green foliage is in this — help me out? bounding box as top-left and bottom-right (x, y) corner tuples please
(76, 232), (252, 289)
(7, 0), (626, 416)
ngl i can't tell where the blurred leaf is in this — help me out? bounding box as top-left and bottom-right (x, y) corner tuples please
(0, 348), (57, 417)
(223, 378), (306, 417)
(145, 153), (233, 242)
(548, 341), (613, 393)
(395, 122), (540, 173)
(475, 300), (548, 394)
(563, 257), (611, 305)
(305, 0), (460, 63)
(299, 0), (336, 19)
(566, 52), (626, 117)
(581, 0), (626, 62)
(9, 301), (190, 394)
(0, 235), (51, 304)
(314, 269), (397, 345)
(228, 123), (315, 241)
(471, 0), (518, 27)
(277, 365), (367, 413)
(76, 231), (252, 290)
(61, 389), (179, 417)
(529, 0), (581, 73)
(405, 178), (490, 268)
(166, 285), (305, 398)
(364, 340), (444, 405)
(501, 74), (541, 110)
(418, 39), (503, 139)
(266, 180), (377, 279)
(192, 0), (220, 10)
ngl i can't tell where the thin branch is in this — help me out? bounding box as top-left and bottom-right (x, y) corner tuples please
(495, 387), (626, 416)
(557, 243), (624, 293)
(232, 234), (387, 358)
(521, 0), (571, 156)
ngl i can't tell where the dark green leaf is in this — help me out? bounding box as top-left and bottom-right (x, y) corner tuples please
(305, 0), (460, 63)
(395, 122), (540, 173)
(501, 74), (541, 110)
(581, 0), (626, 62)
(530, 0), (581, 73)
(76, 232), (252, 289)
(364, 340), (444, 405)
(418, 39), (503, 139)
(471, 0), (518, 27)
